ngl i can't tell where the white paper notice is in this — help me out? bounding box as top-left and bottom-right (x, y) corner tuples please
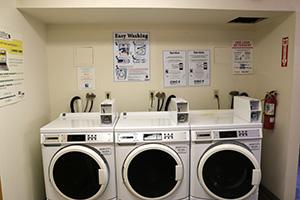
(188, 50), (210, 86)
(0, 29), (25, 107)
(77, 67), (95, 90)
(113, 32), (150, 82)
(163, 50), (187, 87)
(232, 40), (253, 74)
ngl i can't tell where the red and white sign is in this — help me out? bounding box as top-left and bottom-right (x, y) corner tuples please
(281, 37), (289, 67)
(232, 40), (253, 74)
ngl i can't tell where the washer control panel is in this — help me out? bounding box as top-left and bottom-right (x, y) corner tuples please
(116, 131), (189, 143)
(191, 128), (262, 142)
(215, 129), (261, 140)
(41, 132), (113, 144)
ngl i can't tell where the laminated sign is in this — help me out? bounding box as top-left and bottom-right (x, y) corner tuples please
(0, 29), (25, 107)
(113, 32), (150, 82)
(163, 50), (187, 87)
(232, 40), (253, 74)
(163, 50), (210, 87)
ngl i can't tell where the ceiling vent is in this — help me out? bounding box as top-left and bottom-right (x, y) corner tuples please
(228, 17), (267, 24)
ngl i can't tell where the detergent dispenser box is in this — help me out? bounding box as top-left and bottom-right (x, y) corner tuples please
(169, 97), (189, 124)
(100, 99), (117, 125)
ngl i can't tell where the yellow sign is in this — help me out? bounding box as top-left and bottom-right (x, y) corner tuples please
(0, 39), (23, 55)
(0, 30), (25, 107)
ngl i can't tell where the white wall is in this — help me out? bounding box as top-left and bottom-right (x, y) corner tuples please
(8, 0), (300, 199)
(46, 15), (299, 199)
(46, 24), (258, 119)
(0, 0), (49, 199)
(254, 14), (295, 199)
(283, 11), (300, 200)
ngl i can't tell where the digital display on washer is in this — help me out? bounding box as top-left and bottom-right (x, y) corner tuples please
(143, 133), (162, 141)
(67, 135), (86, 141)
(219, 131), (237, 138)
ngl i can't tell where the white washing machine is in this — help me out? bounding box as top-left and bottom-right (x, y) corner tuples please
(114, 112), (190, 200)
(40, 113), (117, 200)
(189, 110), (262, 200)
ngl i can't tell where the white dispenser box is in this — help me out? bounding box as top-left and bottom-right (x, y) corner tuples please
(100, 99), (117, 125)
(169, 98), (189, 124)
(233, 96), (262, 123)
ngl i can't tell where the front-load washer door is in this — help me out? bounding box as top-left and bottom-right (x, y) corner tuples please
(198, 142), (261, 200)
(122, 144), (184, 200)
(49, 145), (109, 200)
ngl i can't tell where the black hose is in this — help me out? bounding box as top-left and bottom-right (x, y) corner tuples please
(159, 93), (166, 111)
(164, 95), (176, 111)
(216, 95), (220, 109)
(229, 91), (239, 109)
(240, 92), (249, 97)
(157, 99), (160, 111)
(159, 97), (165, 111)
(88, 100), (94, 112)
(84, 98), (90, 112)
(70, 96), (81, 113)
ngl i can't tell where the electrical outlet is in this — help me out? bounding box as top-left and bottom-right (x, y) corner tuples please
(105, 91), (111, 99)
(213, 89), (219, 98)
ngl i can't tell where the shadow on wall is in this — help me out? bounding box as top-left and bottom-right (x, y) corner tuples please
(0, 177), (2, 200)
(296, 150), (300, 200)
(25, 115), (49, 200)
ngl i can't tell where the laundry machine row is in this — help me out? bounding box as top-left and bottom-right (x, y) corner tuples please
(40, 110), (262, 200)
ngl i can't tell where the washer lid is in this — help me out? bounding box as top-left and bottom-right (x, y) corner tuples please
(41, 112), (114, 133)
(115, 112), (189, 132)
(122, 144), (183, 200)
(198, 143), (261, 200)
(189, 110), (262, 130)
(49, 145), (109, 200)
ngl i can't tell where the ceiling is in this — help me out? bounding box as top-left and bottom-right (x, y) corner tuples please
(18, 8), (292, 25)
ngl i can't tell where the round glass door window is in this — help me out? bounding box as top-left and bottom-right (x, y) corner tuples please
(50, 146), (108, 200)
(198, 143), (261, 200)
(123, 144), (183, 199)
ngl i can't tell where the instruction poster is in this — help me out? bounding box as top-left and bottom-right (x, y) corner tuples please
(188, 50), (210, 86)
(77, 67), (95, 90)
(163, 49), (210, 87)
(0, 29), (25, 107)
(163, 50), (187, 87)
(232, 40), (253, 74)
(113, 32), (150, 82)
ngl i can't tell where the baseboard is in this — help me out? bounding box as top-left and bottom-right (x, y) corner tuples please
(259, 185), (280, 200)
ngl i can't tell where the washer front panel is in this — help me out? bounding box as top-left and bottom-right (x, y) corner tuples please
(198, 143), (261, 200)
(122, 144), (183, 200)
(49, 145), (109, 200)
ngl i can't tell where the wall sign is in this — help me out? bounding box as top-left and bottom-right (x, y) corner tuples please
(163, 49), (210, 87)
(232, 40), (253, 74)
(77, 66), (95, 90)
(163, 50), (187, 87)
(113, 32), (150, 82)
(188, 50), (210, 86)
(281, 37), (289, 67)
(0, 29), (25, 107)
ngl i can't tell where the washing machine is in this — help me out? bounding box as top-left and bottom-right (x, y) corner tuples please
(114, 112), (190, 200)
(40, 113), (117, 200)
(189, 110), (262, 200)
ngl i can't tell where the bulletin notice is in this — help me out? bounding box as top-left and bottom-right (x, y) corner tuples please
(0, 29), (25, 107)
(113, 32), (150, 82)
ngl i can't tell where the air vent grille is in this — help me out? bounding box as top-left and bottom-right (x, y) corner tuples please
(228, 17), (267, 24)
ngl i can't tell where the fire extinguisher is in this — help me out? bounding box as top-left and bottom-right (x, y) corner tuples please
(263, 91), (277, 129)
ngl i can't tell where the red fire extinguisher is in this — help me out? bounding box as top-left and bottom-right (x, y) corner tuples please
(263, 91), (277, 129)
